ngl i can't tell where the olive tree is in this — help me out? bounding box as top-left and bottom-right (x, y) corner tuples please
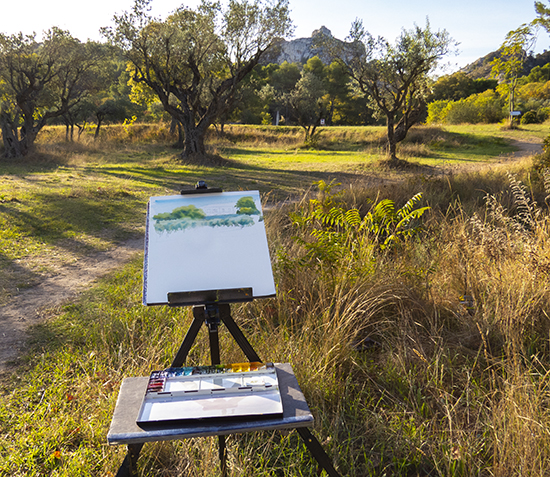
(288, 71), (328, 144)
(491, 24), (537, 128)
(535, 1), (550, 29)
(104, 0), (292, 159)
(0, 28), (106, 158)
(329, 20), (454, 165)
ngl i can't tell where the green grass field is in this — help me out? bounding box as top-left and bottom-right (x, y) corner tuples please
(1, 123), (549, 476)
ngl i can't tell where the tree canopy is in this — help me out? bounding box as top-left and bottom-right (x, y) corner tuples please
(490, 24), (537, 127)
(104, 0), (293, 159)
(0, 29), (107, 157)
(431, 72), (497, 102)
(535, 1), (550, 32)
(7, 8), (550, 158)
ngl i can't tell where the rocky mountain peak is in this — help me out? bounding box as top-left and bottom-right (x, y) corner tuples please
(312, 26), (333, 38)
(263, 26), (344, 66)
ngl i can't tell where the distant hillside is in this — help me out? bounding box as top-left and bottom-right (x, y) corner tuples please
(461, 49), (550, 79)
(460, 51), (501, 79)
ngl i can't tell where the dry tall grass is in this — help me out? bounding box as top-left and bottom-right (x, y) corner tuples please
(226, 166), (550, 476)
(88, 164), (550, 475)
(28, 123), (469, 156)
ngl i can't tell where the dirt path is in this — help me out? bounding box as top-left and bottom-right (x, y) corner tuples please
(0, 138), (543, 373)
(0, 238), (143, 373)
(498, 137), (543, 160)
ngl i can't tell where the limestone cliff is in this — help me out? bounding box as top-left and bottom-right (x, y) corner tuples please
(263, 26), (350, 65)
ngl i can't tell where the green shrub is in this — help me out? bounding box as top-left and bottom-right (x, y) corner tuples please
(538, 106), (550, 122)
(426, 100), (450, 124)
(533, 134), (550, 171)
(521, 110), (538, 124)
(427, 91), (506, 124)
(444, 100), (480, 124)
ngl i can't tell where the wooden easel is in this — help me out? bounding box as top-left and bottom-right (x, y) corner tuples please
(109, 184), (342, 476)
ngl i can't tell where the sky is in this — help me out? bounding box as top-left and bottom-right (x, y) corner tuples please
(0, 0), (546, 73)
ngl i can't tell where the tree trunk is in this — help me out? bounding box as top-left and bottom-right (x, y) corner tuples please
(304, 124), (318, 145)
(1, 109), (45, 158)
(169, 117), (177, 136)
(181, 124), (207, 158)
(385, 104), (425, 165)
(176, 122), (184, 149)
(509, 88), (516, 129)
(0, 124), (35, 158)
(95, 115), (103, 140)
(386, 114), (398, 163)
(327, 100), (335, 126)
(77, 122), (86, 140)
(394, 103), (425, 144)
(169, 117), (185, 148)
(0, 113), (22, 158)
(302, 125), (311, 143)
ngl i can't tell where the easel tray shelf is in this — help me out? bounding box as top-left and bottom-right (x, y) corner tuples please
(108, 363), (313, 445)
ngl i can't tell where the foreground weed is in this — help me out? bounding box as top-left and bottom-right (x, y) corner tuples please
(285, 180), (430, 289)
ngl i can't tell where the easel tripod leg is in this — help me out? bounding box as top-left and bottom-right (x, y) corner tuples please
(115, 443), (144, 477)
(218, 435), (228, 477)
(171, 311), (204, 367)
(296, 427), (341, 477)
(208, 321), (221, 365)
(218, 303), (261, 362)
(204, 306), (228, 477)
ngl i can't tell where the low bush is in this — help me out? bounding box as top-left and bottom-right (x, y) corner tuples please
(427, 91), (506, 125)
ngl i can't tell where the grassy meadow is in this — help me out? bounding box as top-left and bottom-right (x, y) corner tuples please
(1, 123), (550, 476)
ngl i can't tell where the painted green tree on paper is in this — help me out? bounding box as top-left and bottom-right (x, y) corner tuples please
(152, 200), (258, 234)
(153, 205), (206, 221)
(236, 196), (260, 215)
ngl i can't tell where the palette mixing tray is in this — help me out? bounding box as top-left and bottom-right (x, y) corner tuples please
(137, 362), (283, 424)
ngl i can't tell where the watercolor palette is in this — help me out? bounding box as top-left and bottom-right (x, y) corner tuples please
(137, 362), (283, 424)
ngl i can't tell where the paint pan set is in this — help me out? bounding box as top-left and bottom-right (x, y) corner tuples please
(137, 362), (283, 424)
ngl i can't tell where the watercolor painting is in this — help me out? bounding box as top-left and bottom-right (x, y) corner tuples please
(152, 195), (261, 233)
(143, 191), (276, 305)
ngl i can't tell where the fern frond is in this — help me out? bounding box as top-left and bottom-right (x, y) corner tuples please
(372, 199), (396, 224)
(397, 193), (423, 220)
(394, 206), (430, 232)
(325, 206), (345, 227)
(343, 208), (362, 228)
